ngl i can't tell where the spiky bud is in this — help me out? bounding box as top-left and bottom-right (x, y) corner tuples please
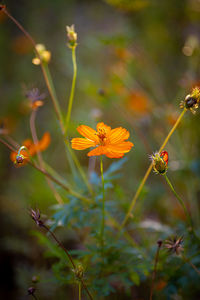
(151, 151), (168, 175)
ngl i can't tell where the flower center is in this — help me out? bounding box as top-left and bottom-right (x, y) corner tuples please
(96, 128), (107, 145)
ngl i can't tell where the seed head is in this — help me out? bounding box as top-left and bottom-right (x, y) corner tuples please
(30, 209), (44, 227)
(164, 236), (183, 255)
(180, 87), (200, 114)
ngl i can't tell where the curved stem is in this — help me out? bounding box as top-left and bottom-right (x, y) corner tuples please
(100, 156), (105, 249)
(120, 109), (186, 231)
(65, 46), (77, 135)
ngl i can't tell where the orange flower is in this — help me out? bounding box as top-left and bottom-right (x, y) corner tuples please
(126, 91), (151, 115)
(10, 132), (51, 166)
(71, 122), (133, 158)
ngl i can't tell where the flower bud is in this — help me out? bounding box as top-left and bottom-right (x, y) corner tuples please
(74, 264), (84, 280)
(66, 25), (77, 48)
(32, 44), (51, 65)
(151, 151), (168, 175)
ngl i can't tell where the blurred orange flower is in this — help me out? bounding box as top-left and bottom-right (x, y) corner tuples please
(126, 91), (151, 115)
(10, 132), (51, 166)
(71, 122), (133, 158)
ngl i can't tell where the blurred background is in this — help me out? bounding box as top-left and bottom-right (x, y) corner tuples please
(0, 0), (200, 299)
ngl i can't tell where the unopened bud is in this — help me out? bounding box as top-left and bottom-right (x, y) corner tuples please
(74, 264), (84, 280)
(151, 151), (168, 175)
(66, 25), (77, 48)
(32, 44), (51, 65)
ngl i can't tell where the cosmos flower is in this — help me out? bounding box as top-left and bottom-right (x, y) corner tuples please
(71, 122), (133, 158)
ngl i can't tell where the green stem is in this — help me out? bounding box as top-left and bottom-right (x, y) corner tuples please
(78, 282), (81, 300)
(65, 46), (77, 135)
(42, 63), (65, 132)
(119, 109), (186, 231)
(100, 156), (105, 248)
(163, 173), (192, 227)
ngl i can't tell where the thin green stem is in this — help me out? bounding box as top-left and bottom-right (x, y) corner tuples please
(163, 173), (192, 227)
(30, 110), (64, 204)
(42, 224), (93, 299)
(100, 156), (105, 248)
(149, 242), (162, 300)
(42, 63), (65, 132)
(119, 109), (186, 231)
(78, 282), (81, 300)
(65, 46), (77, 135)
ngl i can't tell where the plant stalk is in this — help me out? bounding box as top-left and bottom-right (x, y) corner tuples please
(120, 109), (186, 231)
(100, 156), (105, 249)
(65, 46), (77, 135)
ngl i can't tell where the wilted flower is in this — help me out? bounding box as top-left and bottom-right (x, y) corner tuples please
(180, 87), (200, 114)
(32, 44), (51, 65)
(25, 88), (45, 110)
(151, 151), (168, 175)
(71, 122), (133, 158)
(66, 25), (77, 48)
(30, 209), (44, 227)
(27, 287), (36, 296)
(164, 236), (183, 255)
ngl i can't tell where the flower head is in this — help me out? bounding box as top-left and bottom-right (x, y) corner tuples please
(164, 236), (183, 255)
(180, 87), (200, 114)
(32, 44), (51, 65)
(151, 150), (168, 175)
(71, 122), (133, 158)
